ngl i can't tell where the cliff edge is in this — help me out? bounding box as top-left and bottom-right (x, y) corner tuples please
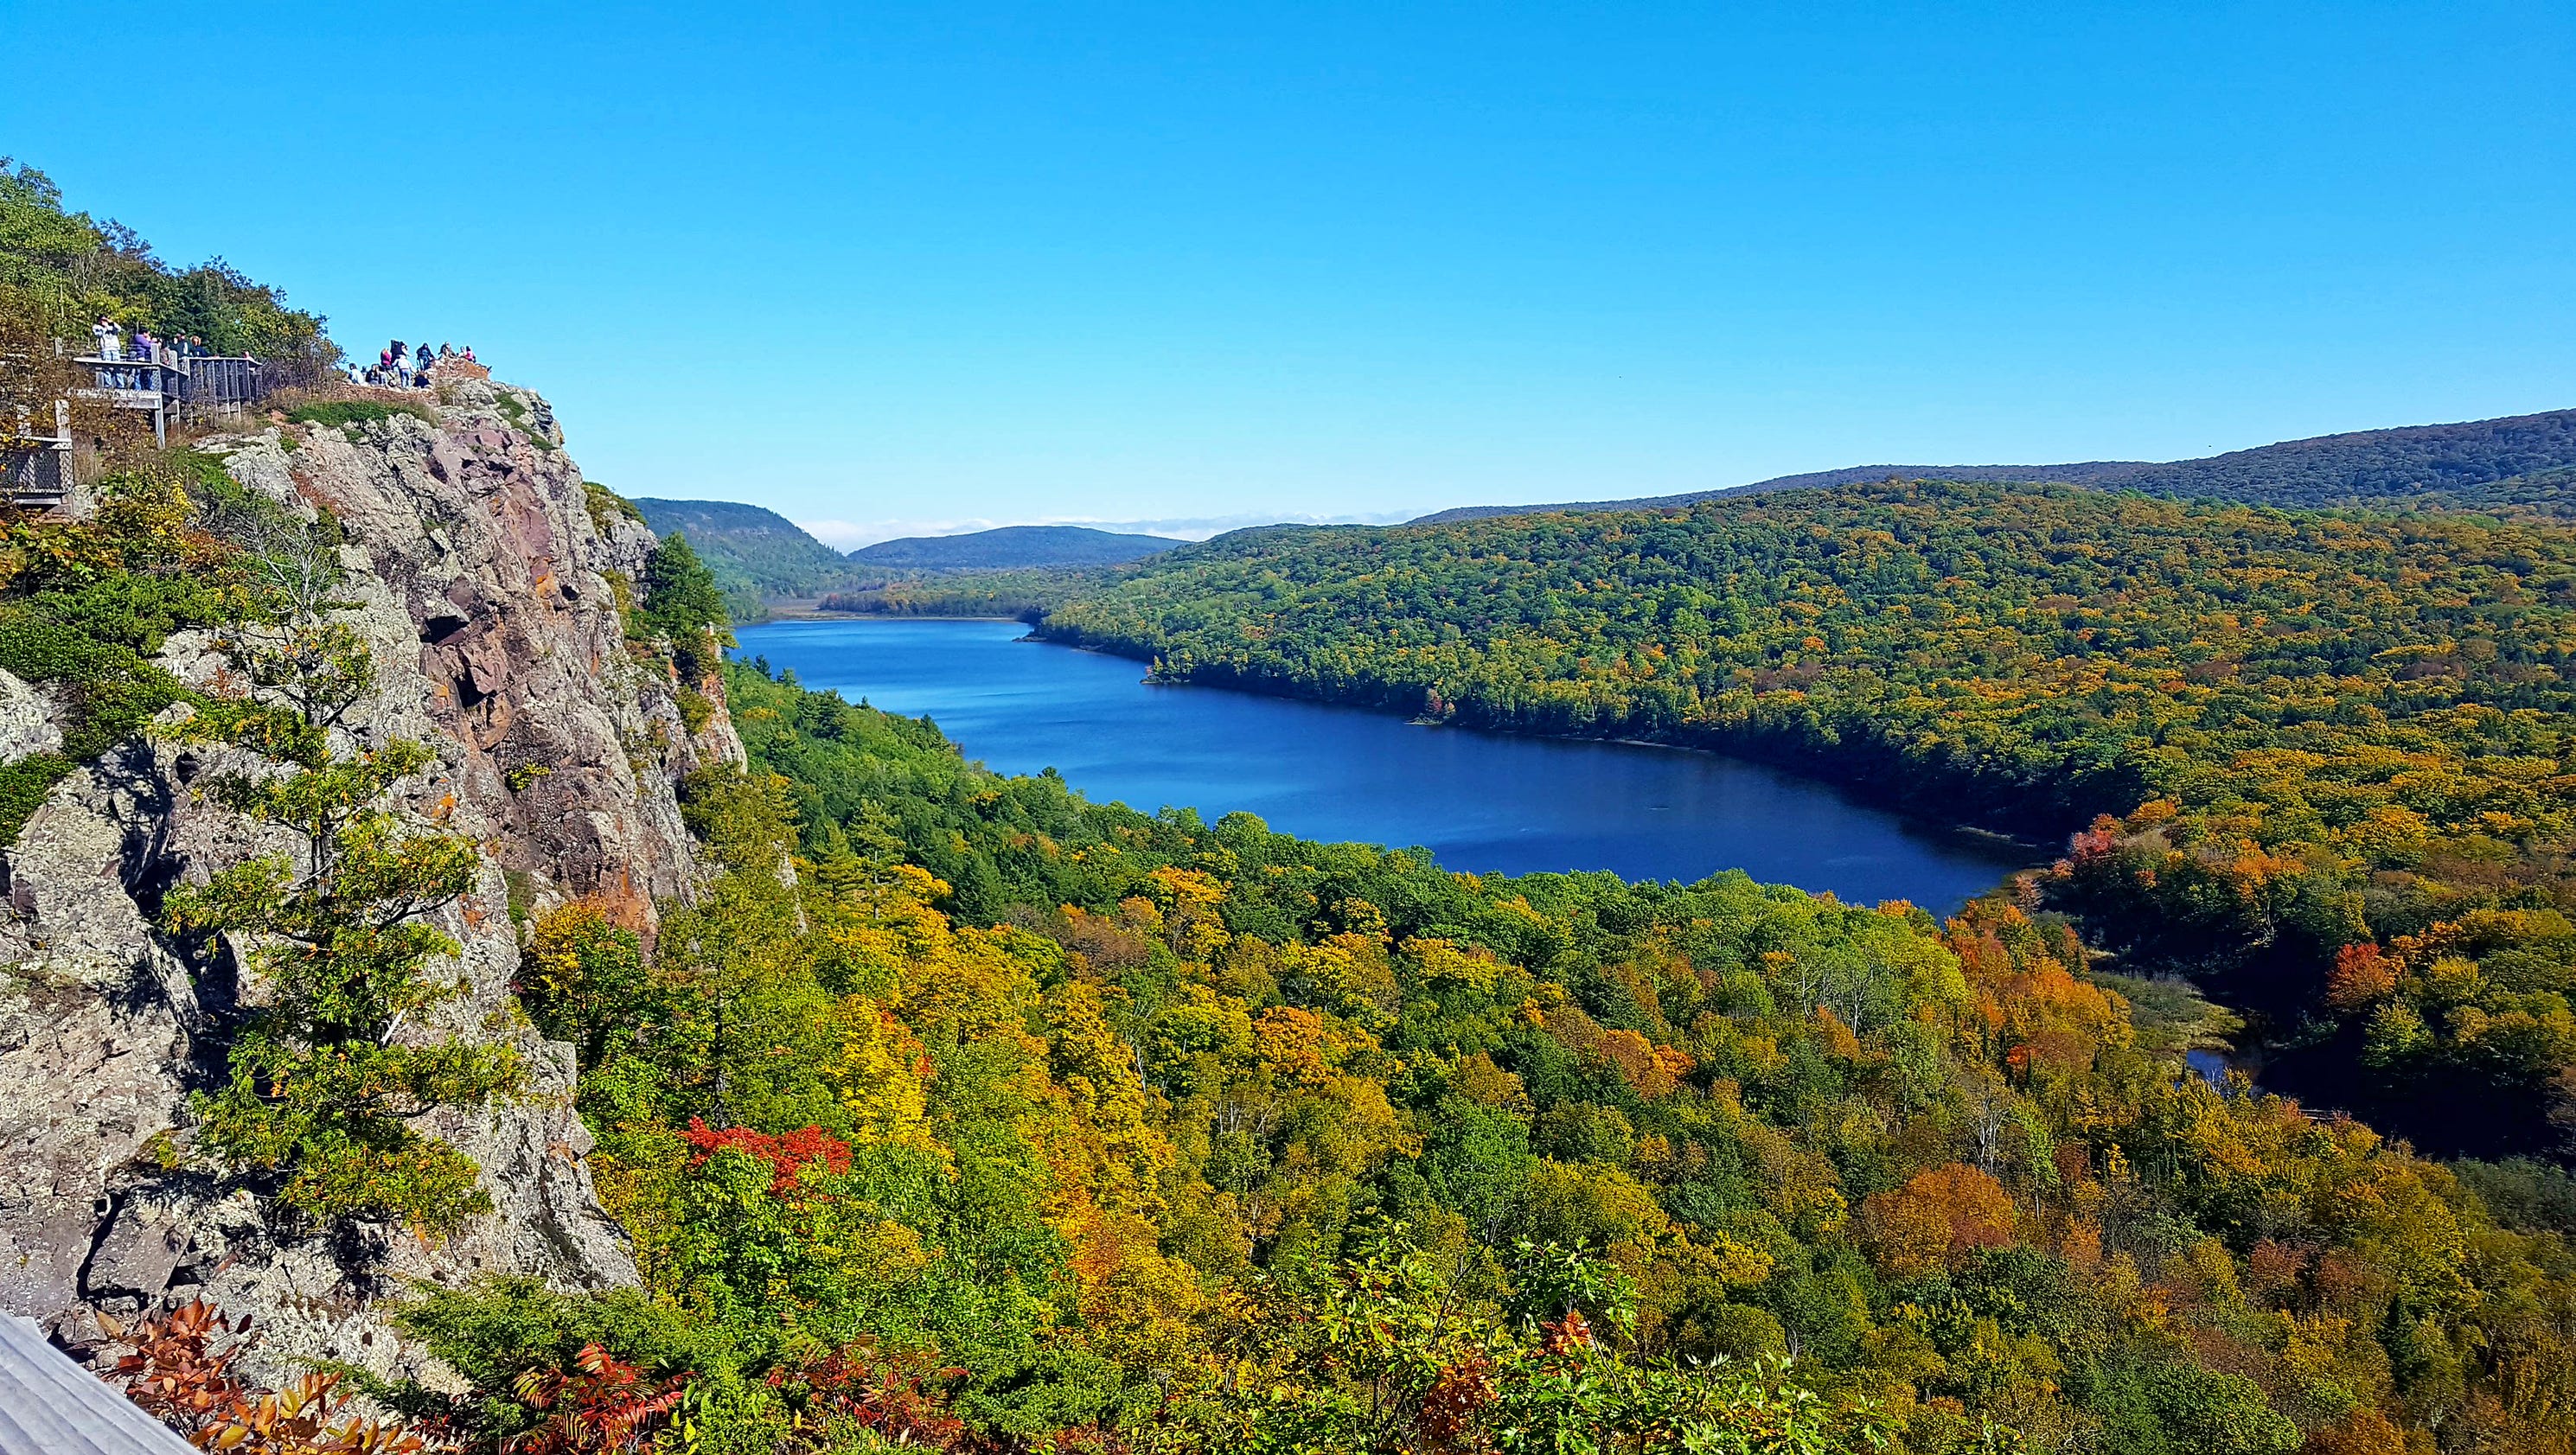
(0, 376), (738, 1383)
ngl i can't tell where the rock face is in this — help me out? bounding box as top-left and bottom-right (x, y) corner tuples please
(0, 378), (740, 1383)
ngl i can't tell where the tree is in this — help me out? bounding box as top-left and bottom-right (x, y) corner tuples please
(637, 533), (732, 680)
(164, 518), (521, 1232)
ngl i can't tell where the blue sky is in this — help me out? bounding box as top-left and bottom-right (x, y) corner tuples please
(8, 1), (2570, 545)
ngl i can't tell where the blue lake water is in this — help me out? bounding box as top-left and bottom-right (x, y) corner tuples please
(735, 617), (2039, 913)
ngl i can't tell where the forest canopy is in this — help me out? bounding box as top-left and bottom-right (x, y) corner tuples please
(0, 160), (332, 365)
(373, 656), (2576, 1452)
(1032, 481), (2576, 1158)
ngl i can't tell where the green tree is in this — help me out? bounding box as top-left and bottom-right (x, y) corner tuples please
(164, 521), (521, 1231)
(638, 533), (732, 680)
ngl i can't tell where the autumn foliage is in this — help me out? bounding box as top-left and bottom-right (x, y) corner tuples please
(1861, 1163), (2017, 1278)
(681, 1118), (853, 1196)
(508, 1344), (688, 1454)
(110, 1299), (441, 1454)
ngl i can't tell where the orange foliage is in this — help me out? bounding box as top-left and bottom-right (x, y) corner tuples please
(511, 1343), (690, 1454)
(1862, 1162), (2017, 1278)
(2324, 942), (2397, 1011)
(112, 1299), (443, 1453)
(1597, 1029), (1684, 1097)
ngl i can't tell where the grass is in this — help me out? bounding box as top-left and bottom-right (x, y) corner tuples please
(585, 482), (642, 536)
(285, 399), (431, 431)
(493, 394), (558, 452)
(2089, 970), (2245, 1057)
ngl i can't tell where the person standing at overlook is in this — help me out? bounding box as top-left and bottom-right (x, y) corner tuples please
(92, 315), (122, 360)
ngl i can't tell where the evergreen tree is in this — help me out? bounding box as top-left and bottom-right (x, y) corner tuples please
(165, 520), (521, 1232)
(637, 532), (732, 680)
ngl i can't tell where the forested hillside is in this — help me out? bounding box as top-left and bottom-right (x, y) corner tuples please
(616, 508), (1186, 623)
(2110, 409), (2576, 510)
(851, 523), (1185, 569)
(1415, 464), (2145, 524)
(41, 441), (2576, 1453)
(1414, 408), (2576, 522)
(375, 651), (2576, 1452)
(632, 497), (862, 620)
(1037, 482), (2576, 1158)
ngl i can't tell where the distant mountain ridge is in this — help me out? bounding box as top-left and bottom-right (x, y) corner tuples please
(849, 524), (1186, 570)
(1410, 407), (2576, 523)
(1412, 463), (2149, 524)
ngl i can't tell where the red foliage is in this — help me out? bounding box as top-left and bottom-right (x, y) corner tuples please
(110, 1298), (443, 1453)
(2067, 814), (2126, 865)
(508, 1343), (688, 1454)
(681, 1118), (852, 1195)
(770, 1341), (970, 1449)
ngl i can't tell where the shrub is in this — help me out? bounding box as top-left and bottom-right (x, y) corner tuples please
(110, 1298), (441, 1454)
(583, 481), (642, 536)
(284, 399), (430, 431)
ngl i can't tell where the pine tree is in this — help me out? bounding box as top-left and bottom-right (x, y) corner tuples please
(165, 518), (521, 1231)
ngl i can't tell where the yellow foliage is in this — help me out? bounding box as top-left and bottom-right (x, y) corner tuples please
(827, 999), (941, 1160)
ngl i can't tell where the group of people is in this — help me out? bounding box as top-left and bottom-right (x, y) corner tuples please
(358, 339), (474, 388)
(88, 316), (217, 367)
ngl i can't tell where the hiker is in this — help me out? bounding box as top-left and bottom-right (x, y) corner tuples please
(93, 316), (122, 361)
(415, 343), (434, 380)
(134, 329), (158, 365)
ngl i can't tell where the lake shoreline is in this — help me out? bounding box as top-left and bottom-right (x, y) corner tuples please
(1022, 622), (2068, 864)
(770, 610), (2062, 866)
(735, 616), (2036, 911)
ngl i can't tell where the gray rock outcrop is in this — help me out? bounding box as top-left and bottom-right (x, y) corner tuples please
(0, 670), (57, 763)
(0, 379), (742, 1385)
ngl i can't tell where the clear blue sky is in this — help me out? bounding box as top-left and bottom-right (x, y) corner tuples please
(9, 1), (2570, 544)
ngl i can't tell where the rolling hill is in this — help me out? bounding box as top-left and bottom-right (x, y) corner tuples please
(1412, 406), (2576, 522)
(1038, 474), (2576, 1159)
(630, 498), (860, 619)
(847, 523), (1186, 569)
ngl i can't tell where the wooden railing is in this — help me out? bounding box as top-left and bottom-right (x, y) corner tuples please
(72, 348), (270, 446)
(3, 401), (73, 511)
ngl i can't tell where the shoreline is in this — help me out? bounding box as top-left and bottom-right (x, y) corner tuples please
(738, 614), (2058, 865)
(754, 609), (1032, 623)
(1025, 624), (2065, 862)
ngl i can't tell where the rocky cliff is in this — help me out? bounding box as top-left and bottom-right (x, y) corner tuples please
(0, 376), (737, 1384)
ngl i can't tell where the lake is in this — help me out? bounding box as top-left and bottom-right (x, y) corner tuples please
(735, 617), (2040, 912)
